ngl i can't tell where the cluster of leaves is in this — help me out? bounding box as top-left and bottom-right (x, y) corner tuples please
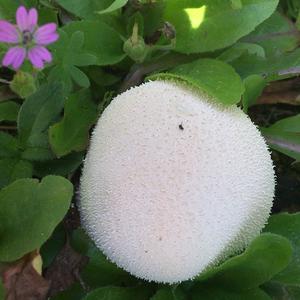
(0, 0), (300, 299)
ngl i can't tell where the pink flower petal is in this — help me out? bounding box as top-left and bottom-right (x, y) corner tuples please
(28, 8), (38, 32)
(12, 48), (26, 69)
(28, 47), (45, 69)
(16, 6), (29, 32)
(0, 20), (19, 43)
(2, 47), (26, 69)
(34, 23), (58, 45)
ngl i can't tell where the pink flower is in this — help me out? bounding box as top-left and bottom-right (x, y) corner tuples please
(0, 6), (59, 70)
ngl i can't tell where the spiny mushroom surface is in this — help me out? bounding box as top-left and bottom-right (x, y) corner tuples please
(79, 80), (275, 283)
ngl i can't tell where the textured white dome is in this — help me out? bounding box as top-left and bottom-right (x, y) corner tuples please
(79, 80), (275, 283)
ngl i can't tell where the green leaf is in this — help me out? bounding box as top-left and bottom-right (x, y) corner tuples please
(0, 101), (20, 122)
(40, 224), (66, 268)
(231, 47), (300, 80)
(50, 283), (85, 300)
(71, 229), (136, 288)
(260, 114), (300, 161)
(49, 89), (98, 157)
(49, 31), (97, 92)
(69, 65), (90, 88)
(62, 21), (126, 66)
(241, 11), (300, 57)
(163, 0), (279, 53)
(191, 286), (271, 300)
(82, 286), (153, 300)
(33, 152), (84, 177)
(0, 158), (33, 189)
(55, 0), (112, 19)
(242, 74), (267, 112)
(197, 233), (292, 291)
(148, 58), (244, 105)
(264, 213), (300, 286)
(0, 176), (73, 262)
(0, 132), (19, 159)
(151, 287), (185, 300)
(98, 0), (128, 15)
(218, 42), (266, 63)
(18, 82), (64, 161)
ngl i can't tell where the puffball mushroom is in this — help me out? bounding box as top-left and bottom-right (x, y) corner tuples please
(79, 80), (275, 283)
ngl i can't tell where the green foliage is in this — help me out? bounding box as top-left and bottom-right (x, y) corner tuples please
(148, 58), (244, 105)
(49, 89), (98, 157)
(163, 0), (279, 53)
(70, 229), (136, 288)
(55, 0), (112, 19)
(62, 21), (126, 66)
(261, 114), (300, 161)
(197, 233), (292, 290)
(242, 74), (267, 112)
(0, 101), (20, 122)
(0, 176), (73, 262)
(264, 213), (300, 286)
(18, 82), (64, 161)
(150, 287), (185, 300)
(49, 31), (97, 92)
(1, 0), (300, 298)
(98, 0), (128, 15)
(83, 286), (154, 300)
(0, 158), (33, 189)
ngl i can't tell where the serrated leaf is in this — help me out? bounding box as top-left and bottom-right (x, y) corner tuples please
(82, 286), (153, 300)
(0, 176), (73, 262)
(18, 82), (64, 161)
(163, 0), (279, 54)
(0, 158), (33, 189)
(197, 233), (292, 291)
(98, 0), (128, 14)
(0, 101), (20, 122)
(49, 89), (98, 157)
(148, 58), (244, 105)
(264, 213), (300, 286)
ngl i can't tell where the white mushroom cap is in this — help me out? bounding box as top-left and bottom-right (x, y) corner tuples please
(79, 80), (275, 283)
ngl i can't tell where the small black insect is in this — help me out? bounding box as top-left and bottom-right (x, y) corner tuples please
(179, 123), (184, 130)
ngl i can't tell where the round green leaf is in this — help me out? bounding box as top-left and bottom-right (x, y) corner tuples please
(164, 0), (279, 53)
(0, 176), (73, 262)
(264, 213), (300, 286)
(148, 58), (244, 105)
(197, 233), (292, 291)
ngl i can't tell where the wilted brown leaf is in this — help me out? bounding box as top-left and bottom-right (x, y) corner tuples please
(2, 252), (50, 300)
